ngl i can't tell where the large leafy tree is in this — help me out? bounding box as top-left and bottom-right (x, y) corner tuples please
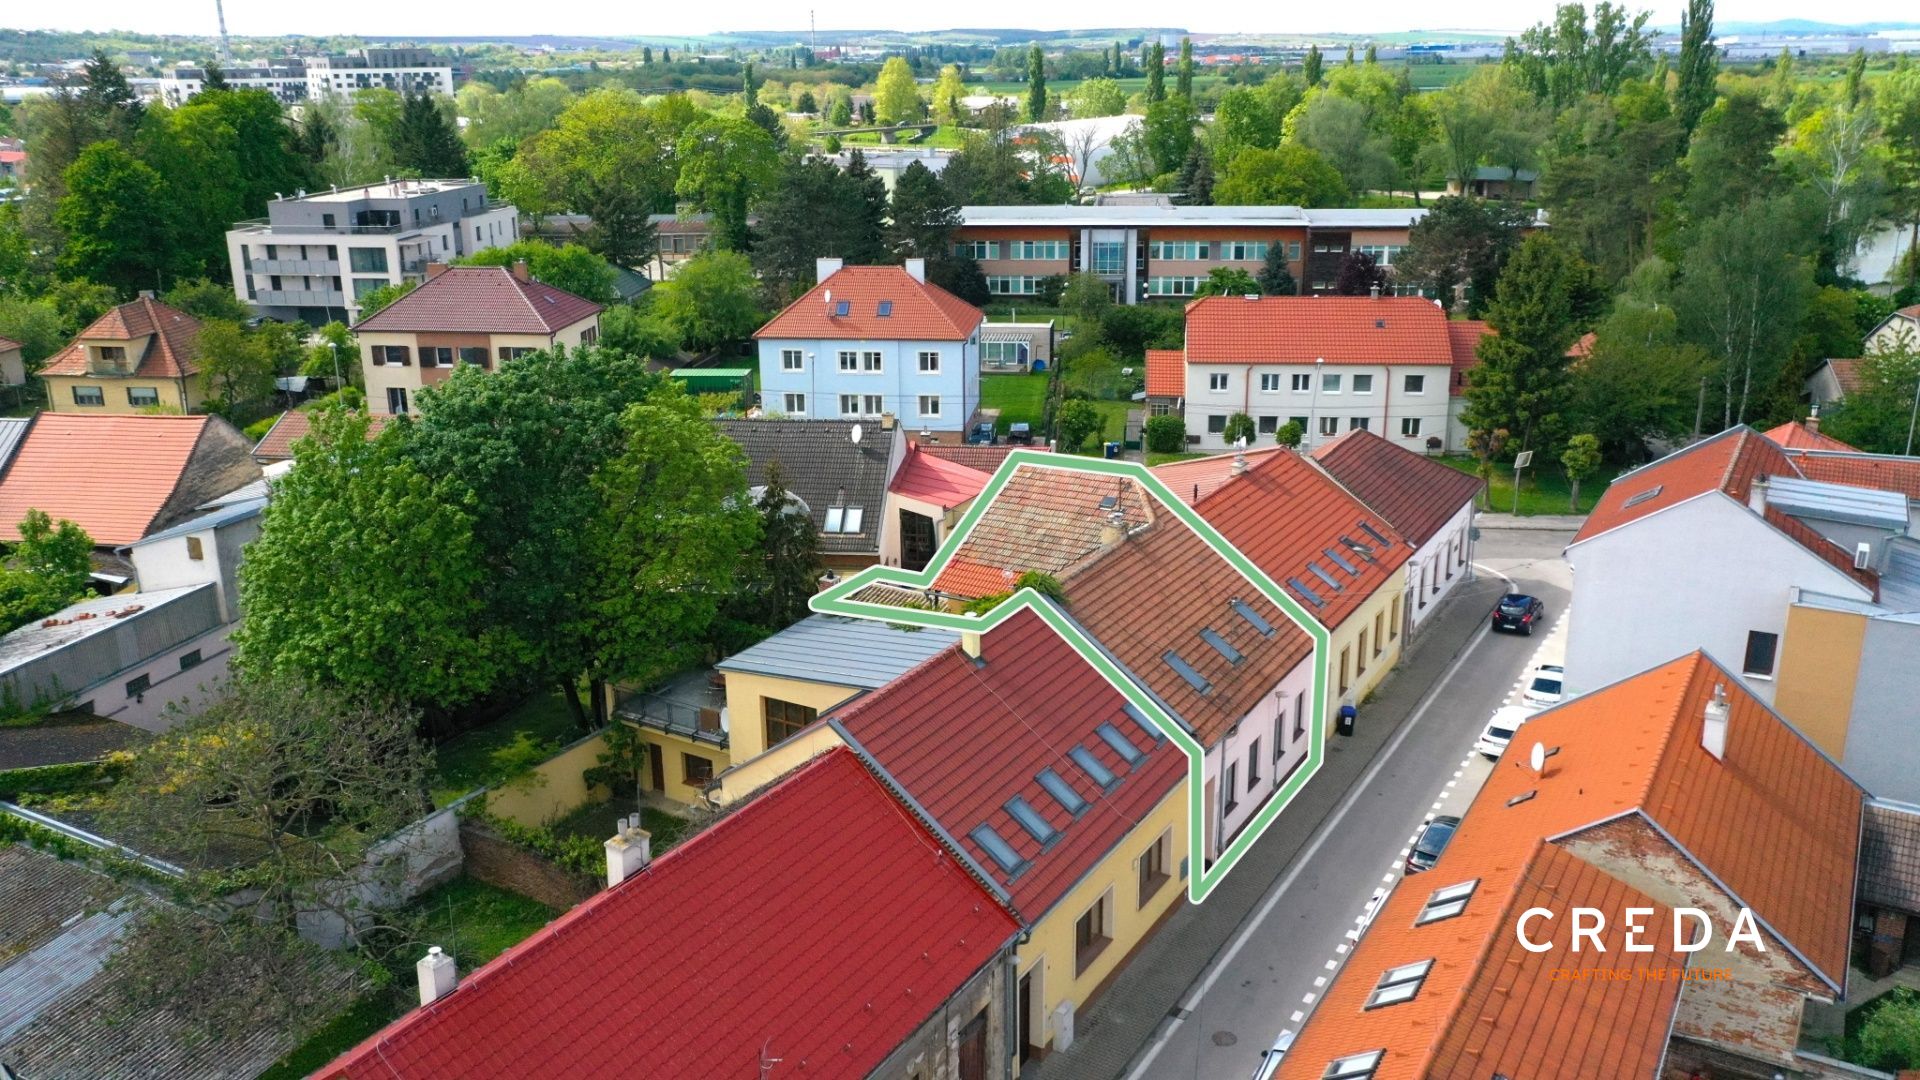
(652, 250), (765, 353)
(1257, 243), (1298, 296)
(55, 140), (180, 293)
(1214, 144), (1349, 206)
(931, 65), (967, 124)
(1570, 260), (1715, 457)
(506, 89), (674, 267)
(1881, 66), (1920, 260)
(755, 156), (890, 305)
(0, 510), (93, 634)
(388, 92), (469, 178)
(1675, 194), (1819, 429)
(1297, 93), (1396, 195)
(1463, 234), (1602, 456)
(1683, 91), (1788, 225)
(1027, 44), (1048, 122)
(841, 150), (892, 263)
(674, 115), (779, 252)
(196, 319), (278, 408)
(235, 408), (502, 710)
(1068, 77), (1127, 119)
(1673, 0), (1718, 135)
(1504, 1), (1654, 108)
(1142, 96), (1198, 176)
(943, 109), (1074, 205)
(888, 159), (963, 261)
(1538, 92), (1684, 283)
(874, 57), (925, 124)
(1395, 195), (1532, 314)
(1823, 347), (1920, 455)
(456, 240), (618, 304)
(717, 460), (821, 650)
(163, 277), (252, 322)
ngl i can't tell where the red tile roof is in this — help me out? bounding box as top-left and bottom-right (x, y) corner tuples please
(1762, 419), (1858, 452)
(317, 748), (1017, 1080)
(39, 296), (202, 379)
(1280, 653), (1862, 1079)
(1820, 358), (1865, 396)
(754, 266), (984, 342)
(1191, 450), (1414, 630)
(1183, 296), (1454, 366)
(1785, 450), (1920, 503)
(1145, 348), (1184, 397)
(1153, 446), (1291, 505)
(1572, 427), (1795, 546)
(1445, 320), (1490, 397)
(0, 336), (22, 353)
(0, 415), (215, 545)
(932, 466), (1155, 596)
(1311, 430), (1484, 547)
(830, 609), (1184, 919)
(888, 443), (990, 510)
(352, 267), (602, 335)
(251, 409), (394, 463)
(1763, 505), (1878, 590)
(919, 443), (1048, 472)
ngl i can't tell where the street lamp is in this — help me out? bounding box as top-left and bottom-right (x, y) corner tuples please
(329, 341), (342, 389)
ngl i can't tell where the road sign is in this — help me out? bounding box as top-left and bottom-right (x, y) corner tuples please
(1513, 450), (1534, 469)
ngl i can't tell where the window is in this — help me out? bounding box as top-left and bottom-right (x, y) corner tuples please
(1389, 596), (1401, 640)
(1260, 373), (1282, 392)
(1291, 373), (1311, 391)
(823, 506), (865, 533)
(781, 348), (803, 371)
(982, 340), (1028, 366)
(917, 350), (940, 373)
(1289, 415), (1309, 432)
(1247, 739), (1261, 786)
(918, 395), (941, 417)
(1274, 710), (1287, 760)
(764, 698), (818, 747)
(1416, 879), (1479, 925)
(94, 345), (127, 365)
(459, 346), (489, 367)
(1138, 828), (1172, 907)
(1404, 373), (1426, 394)
(1090, 240), (1126, 274)
(1339, 647), (1351, 694)
(1146, 276), (1204, 297)
(839, 394), (863, 416)
(71, 386), (105, 407)
(1295, 690), (1307, 740)
(125, 674), (151, 698)
(1352, 374), (1374, 394)
(1322, 373), (1342, 393)
(1374, 612), (1384, 656)
(838, 350), (859, 372)
(682, 754), (714, 786)
(1008, 239), (1069, 260)
(987, 275), (1043, 295)
(1232, 599), (1274, 637)
(1149, 240), (1211, 260)
(1357, 631), (1369, 676)
(1220, 240), (1267, 261)
(386, 387), (410, 414)
(425, 346), (454, 368)
(1286, 241), (1302, 261)
(864, 394), (884, 414)
(497, 347), (534, 362)
(322, 213), (336, 228)
(1223, 761), (1240, 814)
(1318, 416), (1339, 436)
(1038, 768), (1088, 817)
(1365, 959), (1434, 1009)
(1322, 1050), (1383, 1079)
(373, 344), (412, 366)
(1069, 745), (1120, 791)
(127, 387), (160, 407)
(1075, 890), (1114, 973)
(179, 649), (202, 671)
(1349, 417), (1370, 431)
(956, 240), (1000, 260)
(1401, 417), (1422, 437)
(1207, 415), (1228, 434)
(782, 392), (807, 415)
(1209, 373), (1229, 392)
(186, 536), (204, 561)
(1006, 796), (1057, 845)
(973, 823), (1028, 877)
(861, 351), (882, 372)
(348, 247), (388, 273)
(1096, 722), (1145, 765)
(876, 300), (892, 318)
(1258, 415), (1278, 434)
(1743, 631), (1779, 677)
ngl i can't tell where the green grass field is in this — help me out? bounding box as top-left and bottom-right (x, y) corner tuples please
(1435, 455), (1623, 517)
(979, 374), (1135, 454)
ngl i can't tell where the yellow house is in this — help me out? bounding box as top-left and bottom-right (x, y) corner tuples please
(352, 263), (603, 416)
(1775, 582), (1920, 804)
(40, 295), (208, 415)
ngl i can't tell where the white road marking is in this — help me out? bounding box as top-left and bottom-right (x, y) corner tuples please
(1291, 1010), (1305, 1023)
(1314, 976), (1327, 988)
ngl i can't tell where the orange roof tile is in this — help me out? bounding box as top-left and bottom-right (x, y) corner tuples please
(1145, 348), (1185, 397)
(932, 466), (1154, 596)
(1785, 450), (1920, 503)
(1153, 446), (1291, 505)
(0, 415), (213, 545)
(0, 336), (22, 353)
(755, 266), (984, 342)
(251, 409), (394, 463)
(918, 443), (1049, 472)
(1762, 419), (1858, 452)
(352, 267), (602, 334)
(39, 297), (202, 379)
(1571, 427), (1796, 546)
(1445, 320), (1491, 397)
(888, 444), (990, 510)
(1763, 505), (1879, 590)
(1184, 296), (1454, 366)
(1191, 450), (1414, 630)
(1819, 358), (1865, 396)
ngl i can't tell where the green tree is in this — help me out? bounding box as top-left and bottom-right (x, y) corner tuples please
(754, 156), (885, 305)
(1147, 42), (1167, 103)
(1333, 251), (1388, 296)
(1054, 398), (1102, 451)
(388, 92), (469, 177)
(1061, 272), (1113, 326)
(931, 65), (967, 124)
(457, 76), (573, 147)
(301, 321), (359, 383)
(874, 57), (925, 124)
(0, 296), (67, 367)
(1570, 264), (1714, 456)
(1674, 0), (1719, 134)
(1298, 92), (1396, 194)
(1215, 144), (1349, 207)
(355, 280), (417, 318)
(0, 510), (93, 633)
(1880, 66), (1920, 260)
(1142, 96), (1198, 176)
(1221, 411), (1257, 445)
(1027, 44), (1048, 122)
(675, 115), (779, 252)
(1538, 94), (1684, 283)
(196, 320), (276, 408)
(598, 304), (681, 361)
(652, 250), (764, 353)
(1560, 434), (1602, 510)
(1855, 988), (1920, 1071)
(1683, 91), (1787, 225)
(1505, 2), (1654, 107)
(1462, 234), (1601, 457)
(1675, 194), (1818, 428)
(943, 112), (1074, 205)
(506, 89), (675, 267)
(1303, 45), (1324, 89)
(1258, 244), (1298, 296)
(888, 158), (964, 261)
(718, 459), (820, 648)
(235, 408), (502, 708)
(1068, 77), (1126, 119)
(1822, 347), (1920, 455)
(163, 277), (251, 322)
(1195, 266), (1261, 297)
(841, 149), (893, 263)
(1395, 195), (1532, 314)
(1177, 38), (1195, 99)
(456, 241), (618, 305)
(55, 140), (178, 294)
(1275, 419), (1305, 448)
(1177, 142), (1214, 205)
(1144, 414), (1187, 453)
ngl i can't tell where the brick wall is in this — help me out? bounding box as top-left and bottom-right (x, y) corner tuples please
(458, 819), (596, 910)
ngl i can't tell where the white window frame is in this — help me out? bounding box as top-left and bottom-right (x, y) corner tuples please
(918, 350), (940, 374)
(863, 394), (884, 415)
(861, 351), (883, 372)
(1403, 373), (1425, 395)
(918, 394), (942, 418)
(839, 394), (862, 417)
(1401, 417), (1422, 437)
(1259, 373), (1282, 393)
(1291, 373), (1311, 392)
(781, 348), (804, 371)
(837, 350), (858, 372)
(1318, 416), (1339, 436)
(1322, 373), (1342, 394)
(1208, 372), (1229, 392)
(783, 392), (808, 415)
(1352, 373), (1374, 394)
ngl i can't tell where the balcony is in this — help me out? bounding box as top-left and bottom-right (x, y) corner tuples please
(249, 258), (340, 276)
(613, 668), (728, 749)
(233, 217), (410, 236)
(256, 288), (347, 309)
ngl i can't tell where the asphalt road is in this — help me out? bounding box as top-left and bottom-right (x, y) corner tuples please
(1124, 527), (1575, 1080)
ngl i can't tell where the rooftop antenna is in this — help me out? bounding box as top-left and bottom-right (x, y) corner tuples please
(214, 0), (232, 65)
(810, 10), (817, 54)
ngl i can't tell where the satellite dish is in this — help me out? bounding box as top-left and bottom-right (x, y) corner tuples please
(1529, 741), (1546, 774)
(849, 423), (864, 444)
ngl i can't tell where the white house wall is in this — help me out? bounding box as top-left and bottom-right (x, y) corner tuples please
(1207, 658), (1315, 857)
(1184, 363), (1454, 454)
(1406, 500), (1476, 633)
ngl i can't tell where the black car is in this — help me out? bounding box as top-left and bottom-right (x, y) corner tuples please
(1406, 815), (1461, 873)
(1006, 422), (1034, 445)
(1490, 593), (1545, 635)
(966, 422), (997, 446)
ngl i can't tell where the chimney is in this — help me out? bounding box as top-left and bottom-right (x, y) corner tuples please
(879, 411), (896, 430)
(1702, 683), (1729, 761)
(425, 262), (449, 280)
(815, 257), (844, 283)
(903, 257), (926, 283)
(138, 289), (155, 300)
(1099, 508), (1127, 547)
(1369, 282), (1382, 300)
(1806, 404), (1821, 433)
(1232, 438), (1249, 476)
(416, 946), (457, 1006)
(605, 812), (653, 888)
(960, 630), (983, 660)
(509, 260), (531, 282)
(1748, 476), (1769, 516)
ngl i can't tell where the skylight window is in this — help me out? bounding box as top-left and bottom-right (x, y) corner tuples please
(1308, 563), (1346, 592)
(1507, 790), (1537, 808)
(1037, 767), (1088, 817)
(1005, 795), (1058, 846)
(876, 300), (893, 317)
(1096, 722), (1144, 766)
(834, 300), (850, 316)
(1163, 650), (1212, 694)
(1122, 702), (1163, 744)
(1415, 879), (1479, 925)
(1322, 1050), (1384, 1079)
(970, 824), (1029, 877)
(1623, 484), (1665, 508)
(1364, 959), (1433, 1009)
(1323, 547), (1359, 575)
(1287, 577), (1327, 607)
(1339, 536), (1378, 562)
(1230, 598), (1274, 636)
(1199, 627), (1243, 665)
(1069, 745), (1119, 791)
(1358, 522), (1392, 548)
(824, 506), (865, 534)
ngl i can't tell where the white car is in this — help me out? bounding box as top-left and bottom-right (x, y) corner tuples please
(1523, 664), (1566, 707)
(1251, 1029), (1296, 1080)
(1475, 705), (1535, 759)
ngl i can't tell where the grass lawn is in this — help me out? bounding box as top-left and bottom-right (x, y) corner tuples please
(978, 374), (1133, 454)
(431, 692), (582, 807)
(1435, 455), (1623, 517)
(836, 124), (967, 148)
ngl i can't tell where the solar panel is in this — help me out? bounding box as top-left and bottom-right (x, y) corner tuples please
(1122, 702), (1163, 743)
(1231, 598), (1275, 636)
(1005, 795), (1058, 845)
(1358, 522), (1392, 548)
(1340, 536), (1378, 562)
(1037, 767), (1088, 816)
(1096, 722), (1144, 766)
(1286, 576), (1326, 607)
(1323, 547), (1359, 575)
(1163, 650), (1212, 694)
(969, 823), (1028, 876)
(1308, 563), (1345, 592)
(1069, 745), (1119, 791)
(1622, 484), (1664, 508)
(1199, 627), (1243, 664)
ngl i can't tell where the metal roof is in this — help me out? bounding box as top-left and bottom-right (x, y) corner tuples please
(129, 496), (266, 549)
(0, 417), (29, 472)
(961, 204), (1311, 228)
(1768, 475), (1909, 531)
(0, 584), (213, 677)
(715, 614), (958, 688)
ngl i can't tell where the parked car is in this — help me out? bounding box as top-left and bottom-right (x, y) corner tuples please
(966, 422), (997, 446)
(1491, 593), (1546, 635)
(1006, 422), (1034, 445)
(1523, 664), (1566, 707)
(1406, 815), (1461, 873)
(1474, 705), (1535, 759)
(1251, 1029), (1295, 1080)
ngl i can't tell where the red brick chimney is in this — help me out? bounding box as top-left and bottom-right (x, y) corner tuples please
(510, 260), (531, 282)
(425, 263), (449, 280)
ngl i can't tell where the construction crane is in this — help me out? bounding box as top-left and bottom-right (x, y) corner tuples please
(214, 0), (232, 65)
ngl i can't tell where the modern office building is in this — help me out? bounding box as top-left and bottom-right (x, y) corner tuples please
(954, 205), (1438, 302)
(225, 180), (519, 324)
(158, 50), (452, 107)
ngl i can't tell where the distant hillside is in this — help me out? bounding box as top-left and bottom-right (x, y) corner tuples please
(1652, 18), (1920, 34)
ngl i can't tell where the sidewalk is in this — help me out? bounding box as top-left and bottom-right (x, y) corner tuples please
(1476, 512), (1586, 532)
(1023, 574), (1510, 1080)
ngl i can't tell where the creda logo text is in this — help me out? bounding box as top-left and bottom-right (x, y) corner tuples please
(1514, 907), (1766, 954)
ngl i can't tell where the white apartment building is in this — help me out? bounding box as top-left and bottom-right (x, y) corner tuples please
(158, 50), (452, 108)
(159, 61), (310, 106)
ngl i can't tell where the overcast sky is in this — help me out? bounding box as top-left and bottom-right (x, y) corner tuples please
(15, 0), (1919, 40)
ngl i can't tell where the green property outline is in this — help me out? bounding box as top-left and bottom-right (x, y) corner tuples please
(810, 449), (1331, 904)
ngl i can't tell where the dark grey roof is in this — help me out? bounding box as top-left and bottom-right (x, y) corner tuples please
(714, 418), (897, 556)
(717, 614), (958, 688)
(1862, 799), (1920, 913)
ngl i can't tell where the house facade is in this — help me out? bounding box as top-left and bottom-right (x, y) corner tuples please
(351, 264), (603, 416)
(0, 584), (231, 731)
(0, 334), (25, 387)
(754, 259), (985, 440)
(1865, 303), (1919, 355)
(39, 295), (206, 415)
